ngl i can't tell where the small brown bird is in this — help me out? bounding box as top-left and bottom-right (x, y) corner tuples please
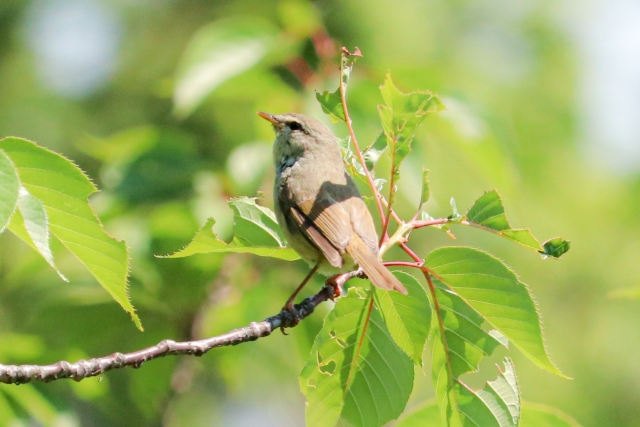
(258, 112), (408, 309)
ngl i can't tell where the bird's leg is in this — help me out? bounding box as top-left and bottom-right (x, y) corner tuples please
(282, 263), (320, 312)
(326, 268), (366, 300)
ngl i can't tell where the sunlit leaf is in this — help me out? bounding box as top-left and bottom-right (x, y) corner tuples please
(173, 17), (282, 118)
(300, 288), (414, 427)
(378, 73), (444, 206)
(426, 247), (566, 378)
(316, 47), (361, 124)
(363, 132), (388, 170)
(420, 168), (430, 207)
(520, 402), (583, 427)
(228, 196), (288, 247)
(0, 149), (19, 233)
(316, 89), (344, 123)
(166, 197), (299, 261)
(9, 189), (67, 281)
(164, 218), (298, 261)
(465, 190), (544, 252)
(540, 238), (571, 259)
(374, 271), (432, 364)
(0, 137), (140, 330)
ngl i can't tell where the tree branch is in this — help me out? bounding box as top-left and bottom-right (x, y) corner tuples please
(0, 285), (336, 385)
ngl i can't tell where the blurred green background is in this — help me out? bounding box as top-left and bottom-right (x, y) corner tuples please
(0, 0), (639, 425)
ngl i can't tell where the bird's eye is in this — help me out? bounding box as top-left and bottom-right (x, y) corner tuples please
(288, 121), (303, 132)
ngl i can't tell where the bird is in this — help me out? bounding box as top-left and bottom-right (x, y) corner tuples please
(258, 111), (408, 310)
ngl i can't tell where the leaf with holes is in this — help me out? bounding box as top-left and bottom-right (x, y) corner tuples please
(300, 288), (414, 427)
(430, 294), (521, 426)
(374, 271), (432, 365)
(0, 137), (139, 330)
(426, 247), (565, 378)
(0, 149), (19, 233)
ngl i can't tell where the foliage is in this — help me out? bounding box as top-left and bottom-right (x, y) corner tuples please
(0, 45), (575, 426)
(1, 1), (627, 426)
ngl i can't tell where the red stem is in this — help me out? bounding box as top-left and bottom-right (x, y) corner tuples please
(338, 55), (387, 242)
(411, 218), (450, 229)
(383, 261), (424, 268)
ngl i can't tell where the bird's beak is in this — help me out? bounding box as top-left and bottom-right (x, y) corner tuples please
(257, 111), (282, 130)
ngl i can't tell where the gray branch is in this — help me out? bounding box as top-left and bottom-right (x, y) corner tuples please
(0, 285), (336, 385)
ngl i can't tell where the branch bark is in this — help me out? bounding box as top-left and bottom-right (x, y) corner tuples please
(0, 285), (336, 385)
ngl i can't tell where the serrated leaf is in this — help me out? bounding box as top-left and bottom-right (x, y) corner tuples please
(374, 271), (432, 364)
(520, 402), (583, 427)
(9, 189), (67, 281)
(300, 288), (414, 427)
(173, 17), (281, 118)
(429, 275), (519, 427)
(378, 73), (443, 207)
(164, 218), (299, 261)
(0, 137), (140, 330)
(420, 168), (430, 207)
(540, 238), (571, 259)
(465, 190), (544, 252)
(426, 247), (566, 378)
(316, 89), (345, 123)
(0, 149), (19, 233)
(165, 197), (299, 260)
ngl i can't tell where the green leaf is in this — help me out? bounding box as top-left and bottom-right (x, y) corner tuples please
(465, 190), (544, 252)
(0, 149), (19, 233)
(316, 89), (345, 123)
(0, 137), (140, 330)
(339, 137), (386, 193)
(374, 271), (432, 364)
(430, 274), (510, 426)
(378, 73), (443, 206)
(363, 131), (388, 171)
(300, 288), (414, 427)
(520, 402), (583, 427)
(540, 238), (571, 259)
(395, 401), (442, 427)
(9, 189), (67, 281)
(426, 247), (566, 378)
(420, 168), (430, 207)
(449, 197), (461, 220)
(228, 196), (288, 247)
(164, 218), (299, 261)
(173, 17), (281, 118)
(316, 47), (361, 123)
(165, 197), (299, 261)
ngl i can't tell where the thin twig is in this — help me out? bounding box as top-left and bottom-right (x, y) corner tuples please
(338, 48), (387, 238)
(0, 285), (337, 385)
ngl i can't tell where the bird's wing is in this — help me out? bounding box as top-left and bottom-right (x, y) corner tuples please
(288, 197), (352, 268)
